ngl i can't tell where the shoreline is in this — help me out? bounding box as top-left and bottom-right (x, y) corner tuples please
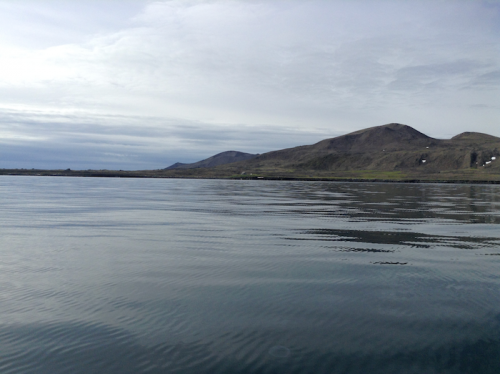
(1, 170), (499, 184)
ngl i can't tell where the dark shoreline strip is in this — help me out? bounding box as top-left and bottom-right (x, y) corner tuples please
(1, 172), (499, 184)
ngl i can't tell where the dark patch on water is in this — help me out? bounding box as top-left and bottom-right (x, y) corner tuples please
(290, 228), (500, 250)
(338, 248), (395, 253)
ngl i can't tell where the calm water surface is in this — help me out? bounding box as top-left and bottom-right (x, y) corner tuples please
(1, 176), (499, 373)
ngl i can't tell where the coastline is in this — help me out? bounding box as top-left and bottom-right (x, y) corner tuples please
(1, 169), (499, 184)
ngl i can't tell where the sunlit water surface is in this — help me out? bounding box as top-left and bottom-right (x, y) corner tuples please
(1, 176), (500, 374)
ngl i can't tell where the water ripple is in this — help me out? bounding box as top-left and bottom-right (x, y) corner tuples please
(1, 177), (500, 373)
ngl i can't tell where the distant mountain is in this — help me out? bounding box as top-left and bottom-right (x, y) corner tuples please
(165, 151), (258, 169)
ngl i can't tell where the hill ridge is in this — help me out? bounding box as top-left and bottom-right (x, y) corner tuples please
(166, 150), (258, 169)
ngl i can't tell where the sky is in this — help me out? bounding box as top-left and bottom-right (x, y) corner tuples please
(0, 0), (499, 170)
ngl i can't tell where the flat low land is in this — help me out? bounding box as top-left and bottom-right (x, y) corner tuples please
(2, 166), (499, 184)
(3, 123), (499, 183)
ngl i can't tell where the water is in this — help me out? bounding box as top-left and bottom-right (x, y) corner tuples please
(1, 176), (499, 374)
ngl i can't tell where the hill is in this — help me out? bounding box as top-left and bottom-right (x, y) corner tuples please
(198, 123), (500, 181)
(243, 123), (435, 166)
(6, 123), (498, 183)
(165, 151), (258, 169)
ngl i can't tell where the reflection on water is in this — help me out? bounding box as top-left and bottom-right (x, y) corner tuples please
(294, 228), (500, 249)
(0, 177), (499, 374)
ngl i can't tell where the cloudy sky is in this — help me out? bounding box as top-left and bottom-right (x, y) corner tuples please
(0, 0), (498, 170)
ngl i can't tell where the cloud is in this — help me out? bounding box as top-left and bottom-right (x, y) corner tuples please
(0, 0), (150, 48)
(0, 109), (334, 169)
(0, 0), (499, 168)
(388, 60), (492, 91)
(468, 70), (500, 88)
